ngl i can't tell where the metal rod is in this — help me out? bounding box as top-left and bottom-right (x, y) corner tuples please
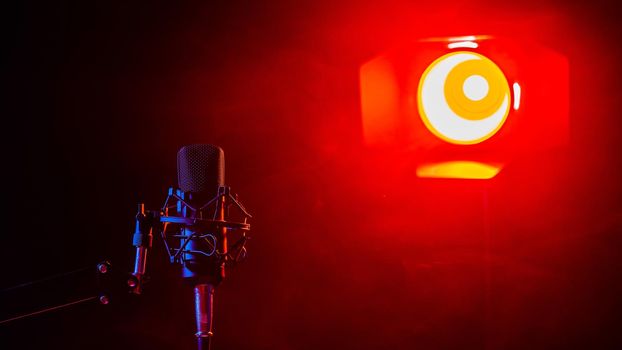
(194, 284), (215, 350)
(0, 296), (98, 325)
(0, 266), (92, 293)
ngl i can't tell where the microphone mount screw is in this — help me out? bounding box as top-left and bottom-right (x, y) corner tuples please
(97, 262), (111, 274)
(99, 295), (110, 305)
(127, 275), (139, 288)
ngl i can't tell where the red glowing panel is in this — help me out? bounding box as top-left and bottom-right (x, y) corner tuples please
(360, 36), (569, 179)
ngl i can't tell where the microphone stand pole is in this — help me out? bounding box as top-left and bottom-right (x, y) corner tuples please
(194, 283), (215, 350)
(194, 193), (226, 350)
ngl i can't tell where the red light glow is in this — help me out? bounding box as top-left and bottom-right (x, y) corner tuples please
(416, 161), (502, 179)
(360, 35), (569, 179)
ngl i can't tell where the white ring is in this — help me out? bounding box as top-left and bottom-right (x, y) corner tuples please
(419, 52), (509, 144)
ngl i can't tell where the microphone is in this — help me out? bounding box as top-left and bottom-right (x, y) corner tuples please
(177, 144), (226, 283)
(128, 144), (251, 350)
(177, 144), (226, 350)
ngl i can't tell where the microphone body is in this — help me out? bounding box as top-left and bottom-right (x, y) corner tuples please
(180, 194), (227, 285)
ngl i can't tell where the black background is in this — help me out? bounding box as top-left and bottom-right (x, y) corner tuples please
(2, 1), (622, 349)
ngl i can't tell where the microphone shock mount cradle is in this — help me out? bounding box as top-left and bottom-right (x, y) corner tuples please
(129, 185), (252, 350)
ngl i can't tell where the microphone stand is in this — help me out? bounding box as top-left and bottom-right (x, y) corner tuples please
(194, 283), (215, 350)
(0, 261), (118, 325)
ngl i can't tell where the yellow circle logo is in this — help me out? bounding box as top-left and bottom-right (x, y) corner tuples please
(417, 51), (510, 144)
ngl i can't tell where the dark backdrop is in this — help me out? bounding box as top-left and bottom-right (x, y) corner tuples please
(2, 1), (622, 349)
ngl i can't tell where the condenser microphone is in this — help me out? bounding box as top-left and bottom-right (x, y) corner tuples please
(177, 144), (226, 350)
(128, 143), (251, 350)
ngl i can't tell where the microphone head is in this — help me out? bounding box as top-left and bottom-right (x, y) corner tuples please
(177, 144), (225, 199)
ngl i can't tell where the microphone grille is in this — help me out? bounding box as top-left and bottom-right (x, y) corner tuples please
(177, 144), (225, 196)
